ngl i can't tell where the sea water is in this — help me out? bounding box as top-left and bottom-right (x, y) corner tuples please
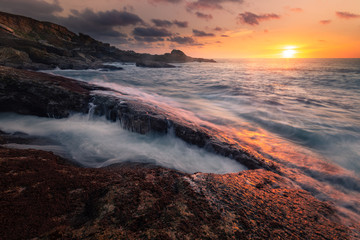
(42, 58), (360, 174)
(1, 58), (359, 228)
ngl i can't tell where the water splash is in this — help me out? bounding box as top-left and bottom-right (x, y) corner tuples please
(0, 113), (246, 174)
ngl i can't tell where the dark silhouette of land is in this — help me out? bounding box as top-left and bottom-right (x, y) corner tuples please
(0, 11), (215, 70)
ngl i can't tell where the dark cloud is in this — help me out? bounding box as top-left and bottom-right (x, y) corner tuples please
(237, 12), (280, 25)
(151, 19), (188, 28)
(148, 0), (183, 4)
(0, 1), (144, 44)
(221, 34), (229, 37)
(134, 36), (165, 42)
(336, 11), (360, 19)
(320, 20), (331, 25)
(0, 0), (63, 19)
(152, 19), (173, 27)
(195, 12), (213, 20)
(133, 27), (172, 37)
(173, 20), (188, 28)
(77, 9), (144, 27)
(214, 27), (222, 31)
(193, 29), (215, 37)
(187, 0), (244, 11)
(55, 9), (144, 39)
(168, 36), (195, 44)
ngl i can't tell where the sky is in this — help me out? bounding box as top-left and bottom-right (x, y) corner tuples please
(0, 0), (359, 58)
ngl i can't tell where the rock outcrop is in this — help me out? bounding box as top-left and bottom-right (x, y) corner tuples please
(0, 147), (351, 240)
(0, 11), (215, 70)
(0, 66), (97, 117)
(0, 66), (271, 171)
(136, 60), (176, 68)
(1, 66), (359, 239)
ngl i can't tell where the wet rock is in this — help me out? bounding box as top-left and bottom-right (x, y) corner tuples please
(0, 66), (272, 170)
(0, 66), (103, 117)
(136, 60), (176, 68)
(98, 65), (124, 71)
(0, 147), (352, 240)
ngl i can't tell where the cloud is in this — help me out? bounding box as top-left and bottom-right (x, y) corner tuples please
(195, 12), (213, 20)
(133, 27), (172, 37)
(76, 9), (144, 27)
(193, 29), (215, 37)
(290, 8), (303, 12)
(173, 20), (188, 28)
(134, 36), (165, 42)
(0, 0), (63, 19)
(214, 27), (222, 31)
(55, 9), (144, 39)
(0, 1), (144, 44)
(320, 20), (331, 25)
(151, 19), (188, 28)
(187, 0), (244, 11)
(237, 12), (280, 25)
(152, 19), (173, 27)
(149, 0), (183, 3)
(336, 11), (360, 19)
(168, 36), (195, 44)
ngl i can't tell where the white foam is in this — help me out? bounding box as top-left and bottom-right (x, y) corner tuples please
(0, 113), (246, 173)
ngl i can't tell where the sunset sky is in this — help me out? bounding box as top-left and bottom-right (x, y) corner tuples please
(1, 0), (359, 58)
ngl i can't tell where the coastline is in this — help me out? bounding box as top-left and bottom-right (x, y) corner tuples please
(0, 146), (351, 239)
(0, 10), (359, 240)
(0, 65), (359, 239)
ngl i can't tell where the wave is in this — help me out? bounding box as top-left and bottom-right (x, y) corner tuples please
(0, 113), (246, 174)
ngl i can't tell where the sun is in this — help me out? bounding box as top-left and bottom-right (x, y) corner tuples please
(282, 46), (297, 58)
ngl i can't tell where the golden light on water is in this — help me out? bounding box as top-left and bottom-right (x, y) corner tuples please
(282, 46), (298, 58)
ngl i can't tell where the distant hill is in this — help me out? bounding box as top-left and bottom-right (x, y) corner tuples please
(0, 11), (215, 70)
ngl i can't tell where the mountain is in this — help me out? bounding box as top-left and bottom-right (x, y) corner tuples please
(0, 11), (215, 70)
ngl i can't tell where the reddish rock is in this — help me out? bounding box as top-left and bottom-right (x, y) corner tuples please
(0, 147), (351, 239)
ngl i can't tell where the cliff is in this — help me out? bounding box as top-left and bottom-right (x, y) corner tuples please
(0, 11), (215, 70)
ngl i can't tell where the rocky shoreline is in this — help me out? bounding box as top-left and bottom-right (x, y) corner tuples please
(0, 10), (359, 240)
(0, 65), (359, 239)
(0, 147), (351, 239)
(0, 66), (274, 171)
(0, 11), (215, 71)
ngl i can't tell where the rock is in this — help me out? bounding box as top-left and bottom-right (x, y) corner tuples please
(0, 47), (31, 65)
(0, 147), (352, 240)
(0, 11), (215, 70)
(136, 60), (176, 68)
(163, 49), (216, 63)
(98, 65), (124, 71)
(0, 66), (271, 170)
(0, 66), (98, 117)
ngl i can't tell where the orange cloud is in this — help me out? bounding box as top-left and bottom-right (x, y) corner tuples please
(336, 11), (360, 19)
(319, 20), (331, 25)
(237, 12), (280, 26)
(290, 8), (303, 12)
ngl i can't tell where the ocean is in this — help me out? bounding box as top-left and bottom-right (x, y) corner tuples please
(1, 58), (360, 225)
(38, 58), (360, 174)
